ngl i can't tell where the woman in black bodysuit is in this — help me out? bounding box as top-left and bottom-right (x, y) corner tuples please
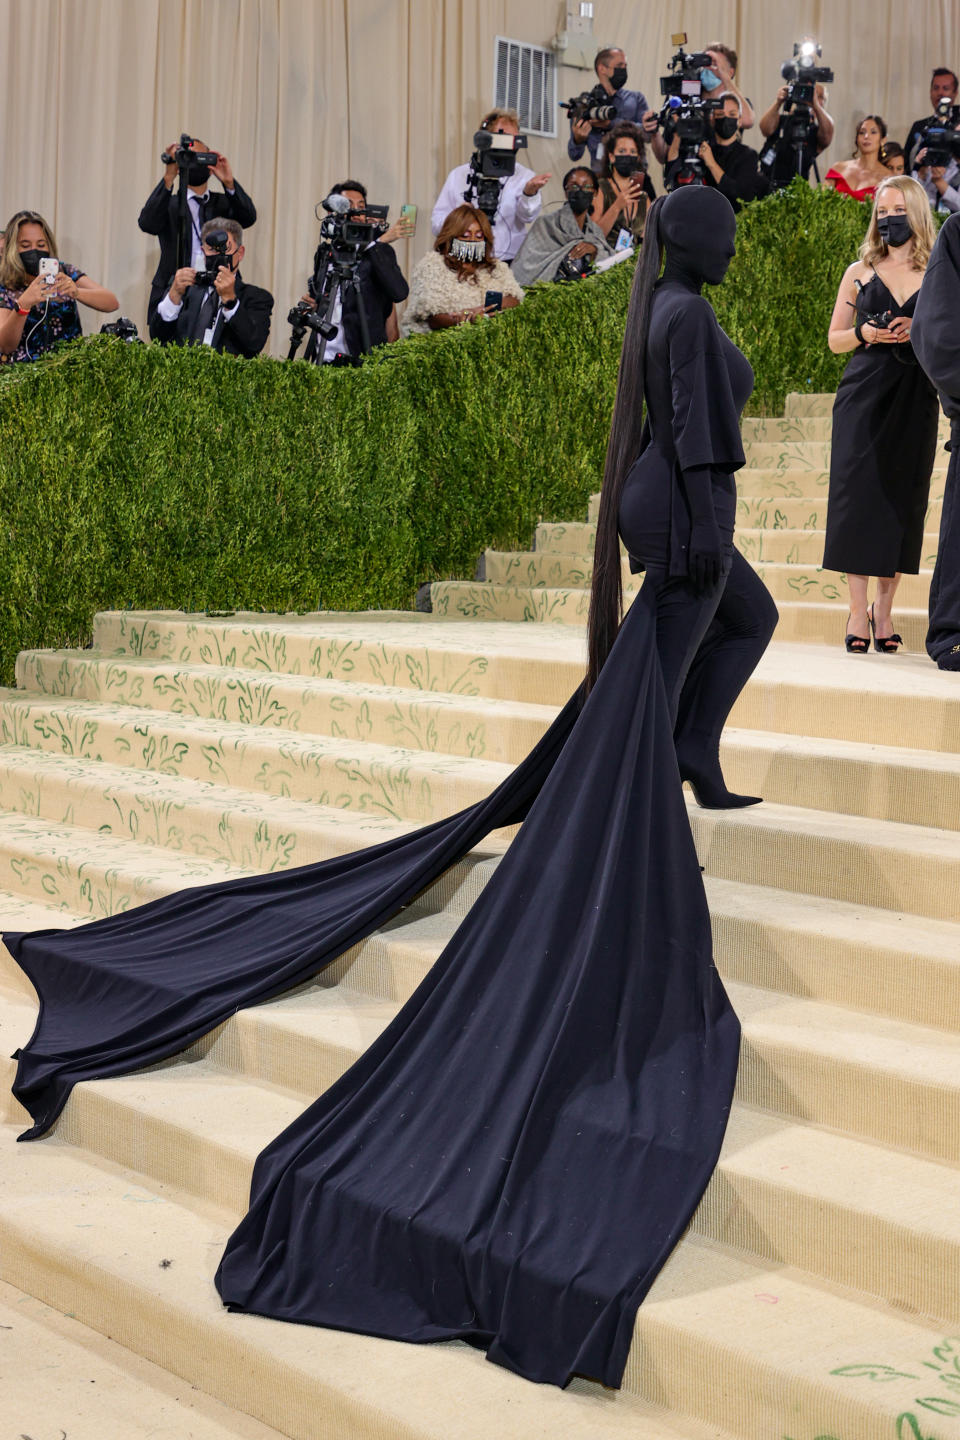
(9, 188), (770, 1392)
(590, 185), (778, 806)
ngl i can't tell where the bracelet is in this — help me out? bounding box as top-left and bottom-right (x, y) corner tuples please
(16, 305), (30, 316)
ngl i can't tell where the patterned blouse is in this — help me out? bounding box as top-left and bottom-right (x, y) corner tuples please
(0, 262), (86, 362)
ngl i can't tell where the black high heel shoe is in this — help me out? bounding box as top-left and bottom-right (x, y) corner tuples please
(868, 604), (902, 654)
(676, 752), (762, 810)
(845, 614), (870, 654)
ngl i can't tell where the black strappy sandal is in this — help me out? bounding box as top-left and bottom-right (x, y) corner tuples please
(845, 615), (870, 654)
(869, 604), (902, 654)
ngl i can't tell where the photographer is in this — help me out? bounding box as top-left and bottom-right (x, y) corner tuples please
(0, 209), (118, 362)
(913, 137), (960, 214)
(905, 69), (959, 168)
(150, 218), (272, 357)
(512, 168), (612, 287)
(567, 47), (659, 173)
(138, 137), (257, 324)
(299, 181), (410, 364)
(700, 45), (755, 130)
(693, 95), (759, 211)
(431, 109), (550, 262)
(758, 80), (834, 187)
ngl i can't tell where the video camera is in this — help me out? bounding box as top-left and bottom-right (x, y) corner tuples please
(658, 34), (715, 188)
(464, 129), (528, 219)
(286, 193), (390, 360)
(160, 134), (219, 169)
(917, 98), (960, 168)
(758, 39), (833, 187)
(559, 84), (617, 127)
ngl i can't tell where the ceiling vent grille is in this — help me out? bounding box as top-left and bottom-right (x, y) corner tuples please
(494, 37), (557, 138)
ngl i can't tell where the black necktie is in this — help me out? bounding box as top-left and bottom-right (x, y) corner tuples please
(193, 288), (218, 342)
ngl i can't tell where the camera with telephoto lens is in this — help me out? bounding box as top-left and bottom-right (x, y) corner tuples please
(657, 34), (714, 188)
(192, 228), (233, 286)
(464, 130), (529, 219)
(917, 98), (960, 168)
(99, 317), (140, 342)
(758, 39), (833, 187)
(559, 83), (618, 127)
(160, 134), (219, 168)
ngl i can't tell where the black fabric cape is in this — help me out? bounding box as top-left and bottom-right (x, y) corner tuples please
(8, 585), (739, 1389)
(911, 213), (960, 666)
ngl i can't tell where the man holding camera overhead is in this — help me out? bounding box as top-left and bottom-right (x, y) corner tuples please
(150, 218), (272, 357)
(139, 137), (257, 324)
(566, 47), (659, 174)
(431, 109), (551, 263)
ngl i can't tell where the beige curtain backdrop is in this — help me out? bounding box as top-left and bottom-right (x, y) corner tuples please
(1, 0), (958, 357)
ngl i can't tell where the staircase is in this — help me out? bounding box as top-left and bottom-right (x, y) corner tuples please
(1, 393), (959, 1440)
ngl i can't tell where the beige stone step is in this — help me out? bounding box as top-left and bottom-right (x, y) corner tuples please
(715, 726), (960, 829)
(85, 611), (585, 704)
(784, 390), (835, 417)
(0, 744), (421, 871)
(707, 876), (960, 1034)
(0, 809), (248, 920)
(0, 690), (511, 821)
(771, 599), (928, 649)
(742, 413), (949, 443)
(12, 652), (559, 764)
(0, 1133), (742, 1440)
(0, 1277), (288, 1440)
(737, 526), (941, 566)
(691, 797), (960, 920)
(732, 642), (960, 751)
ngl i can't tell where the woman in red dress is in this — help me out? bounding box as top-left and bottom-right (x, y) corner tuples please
(823, 115), (892, 200)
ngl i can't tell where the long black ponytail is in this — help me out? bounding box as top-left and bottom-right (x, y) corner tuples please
(586, 194), (666, 692)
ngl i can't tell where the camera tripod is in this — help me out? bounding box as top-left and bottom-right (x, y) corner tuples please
(287, 247), (374, 364)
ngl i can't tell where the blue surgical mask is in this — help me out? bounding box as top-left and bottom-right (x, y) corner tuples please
(700, 68), (722, 92)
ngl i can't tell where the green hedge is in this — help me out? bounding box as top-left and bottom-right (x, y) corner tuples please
(0, 180), (872, 683)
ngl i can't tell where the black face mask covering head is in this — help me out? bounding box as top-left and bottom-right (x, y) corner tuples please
(658, 186), (737, 290)
(877, 213), (912, 248)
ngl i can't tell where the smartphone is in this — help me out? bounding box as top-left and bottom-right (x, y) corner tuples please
(484, 290), (503, 313)
(39, 257), (60, 286)
(400, 203), (417, 233)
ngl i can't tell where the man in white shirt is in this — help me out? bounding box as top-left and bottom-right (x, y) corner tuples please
(431, 109), (551, 262)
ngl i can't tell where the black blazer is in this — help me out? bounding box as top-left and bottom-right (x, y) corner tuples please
(149, 274), (273, 358)
(305, 241), (409, 360)
(138, 179), (258, 321)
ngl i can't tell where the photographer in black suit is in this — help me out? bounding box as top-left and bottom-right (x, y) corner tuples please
(139, 137), (257, 324)
(150, 218), (272, 358)
(301, 180), (410, 363)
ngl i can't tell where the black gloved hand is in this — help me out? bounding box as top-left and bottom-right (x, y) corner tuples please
(688, 521), (723, 594)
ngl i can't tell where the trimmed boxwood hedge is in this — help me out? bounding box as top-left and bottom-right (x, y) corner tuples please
(0, 180), (872, 682)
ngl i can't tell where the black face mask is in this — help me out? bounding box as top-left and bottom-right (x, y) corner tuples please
(613, 155), (641, 176)
(659, 185), (737, 290)
(19, 249), (45, 276)
(566, 188), (595, 215)
(187, 164), (211, 187)
(609, 66), (628, 90)
(877, 214), (912, 248)
(713, 116), (739, 140)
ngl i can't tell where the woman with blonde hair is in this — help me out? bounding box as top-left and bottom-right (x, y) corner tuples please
(0, 209), (117, 361)
(824, 176), (939, 651)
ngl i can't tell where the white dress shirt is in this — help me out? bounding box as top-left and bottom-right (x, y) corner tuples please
(156, 285), (240, 343)
(431, 164), (541, 260)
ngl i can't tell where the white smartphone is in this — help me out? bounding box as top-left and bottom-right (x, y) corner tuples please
(39, 257), (60, 286)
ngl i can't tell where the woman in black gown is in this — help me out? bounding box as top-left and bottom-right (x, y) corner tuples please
(7, 188), (774, 1390)
(823, 176), (939, 653)
(912, 212), (960, 670)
